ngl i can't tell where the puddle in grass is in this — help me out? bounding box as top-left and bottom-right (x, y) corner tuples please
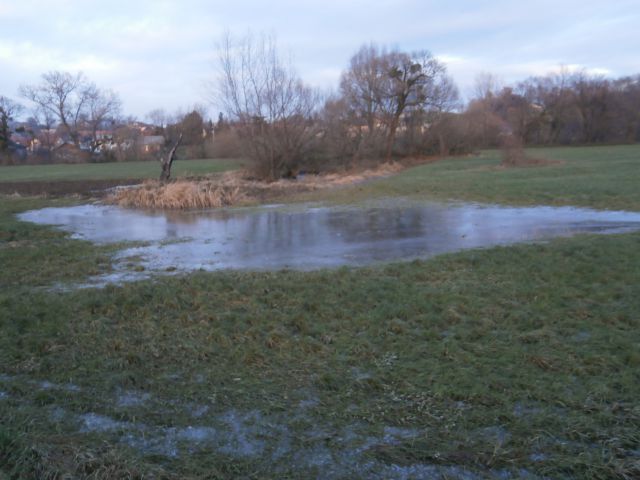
(18, 200), (640, 285)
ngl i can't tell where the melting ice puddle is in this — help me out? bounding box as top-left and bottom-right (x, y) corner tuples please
(18, 200), (640, 285)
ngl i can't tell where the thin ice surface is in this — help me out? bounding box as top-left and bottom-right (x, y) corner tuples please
(18, 201), (640, 284)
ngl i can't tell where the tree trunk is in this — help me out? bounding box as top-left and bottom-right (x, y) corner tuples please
(0, 115), (8, 151)
(385, 100), (406, 162)
(159, 133), (183, 182)
(385, 118), (399, 162)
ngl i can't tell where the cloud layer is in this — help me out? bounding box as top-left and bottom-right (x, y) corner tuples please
(1, 0), (638, 118)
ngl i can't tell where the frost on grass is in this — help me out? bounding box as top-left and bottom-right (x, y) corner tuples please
(116, 389), (151, 408)
(121, 426), (219, 458)
(38, 380), (82, 392)
(570, 331), (591, 342)
(0, 374), (81, 393)
(218, 409), (267, 457)
(79, 413), (129, 433)
(476, 425), (511, 446)
(188, 403), (210, 418)
(512, 402), (543, 418)
(4, 374), (554, 479)
(66, 406), (547, 479)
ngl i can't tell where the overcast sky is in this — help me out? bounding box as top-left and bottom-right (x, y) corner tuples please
(1, 0), (638, 120)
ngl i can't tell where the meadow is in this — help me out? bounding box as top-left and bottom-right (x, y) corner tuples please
(0, 157), (243, 183)
(1, 145), (639, 479)
(297, 145), (640, 211)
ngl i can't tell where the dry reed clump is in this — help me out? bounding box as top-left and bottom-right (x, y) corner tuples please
(109, 180), (247, 209)
(310, 162), (404, 186)
(108, 162), (406, 210)
(500, 134), (526, 167)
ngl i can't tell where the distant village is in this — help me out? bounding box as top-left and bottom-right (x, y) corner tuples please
(5, 115), (216, 165)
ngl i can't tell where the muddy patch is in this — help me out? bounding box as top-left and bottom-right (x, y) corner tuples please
(0, 179), (141, 196)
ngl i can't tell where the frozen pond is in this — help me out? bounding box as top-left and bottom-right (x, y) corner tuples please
(19, 200), (640, 284)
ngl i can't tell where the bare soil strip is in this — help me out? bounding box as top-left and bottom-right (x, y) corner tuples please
(0, 179), (142, 196)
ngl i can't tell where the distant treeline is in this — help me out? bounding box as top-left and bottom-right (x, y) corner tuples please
(463, 70), (640, 148)
(2, 36), (639, 176)
(212, 35), (640, 179)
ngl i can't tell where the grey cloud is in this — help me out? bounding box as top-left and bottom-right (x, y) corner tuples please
(1, 0), (638, 117)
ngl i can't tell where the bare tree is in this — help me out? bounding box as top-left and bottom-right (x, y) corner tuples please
(466, 72), (505, 147)
(112, 123), (139, 162)
(318, 95), (361, 167)
(85, 85), (121, 152)
(472, 71), (503, 100)
(523, 67), (580, 144)
(339, 45), (388, 158)
(213, 32), (320, 180)
(611, 75), (640, 142)
(571, 72), (611, 143)
(33, 105), (57, 160)
(19, 71), (95, 146)
(146, 108), (168, 129)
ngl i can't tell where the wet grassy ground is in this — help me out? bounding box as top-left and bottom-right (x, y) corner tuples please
(1, 145), (639, 479)
(297, 145), (640, 211)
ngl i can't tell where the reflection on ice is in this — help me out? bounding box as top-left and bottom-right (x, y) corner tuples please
(19, 200), (640, 285)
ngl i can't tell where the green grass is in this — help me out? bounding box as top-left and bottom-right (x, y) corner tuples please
(1, 144), (639, 478)
(299, 144), (640, 211)
(0, 157), (243, 183)
(0, 198), (125, 288)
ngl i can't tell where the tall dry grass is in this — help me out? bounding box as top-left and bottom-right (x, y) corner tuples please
(109, 180), (246, 209)
(108, 162), (406, 210)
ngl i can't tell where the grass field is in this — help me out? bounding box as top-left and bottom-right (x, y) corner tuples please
(1, 145), (639, 479)
(297, 144), (640, 211)
(0, 157), (243, 183)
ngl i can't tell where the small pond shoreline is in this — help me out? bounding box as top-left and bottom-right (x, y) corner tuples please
(18, 199), (640, 287)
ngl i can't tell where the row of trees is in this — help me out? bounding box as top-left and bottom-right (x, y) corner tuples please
(465, 70), (640, 148)
(213, 34), (640, 178)
(3, 35), (640, 176)
(213, 34), (459, 179)
(1, 72), (123, 164)
(19, 71), (122, 153)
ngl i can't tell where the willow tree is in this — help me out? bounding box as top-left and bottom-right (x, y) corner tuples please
(340, 45), (458, 161)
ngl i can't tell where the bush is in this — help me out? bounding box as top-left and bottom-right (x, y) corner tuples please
(204, 130), (243, 159)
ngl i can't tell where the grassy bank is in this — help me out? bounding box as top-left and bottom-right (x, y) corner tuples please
(1, 144), (639, 478)
(0, 157), (243, 183)
(1, 216), (639, 478)
(298, 144), (640, 211)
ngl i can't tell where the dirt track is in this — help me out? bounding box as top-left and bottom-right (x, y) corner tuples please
(0, 179), (142, 196)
